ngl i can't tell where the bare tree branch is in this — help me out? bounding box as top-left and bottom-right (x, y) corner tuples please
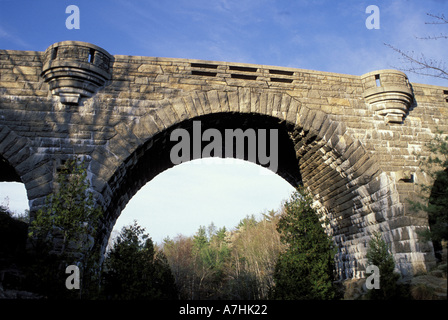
(425, 13), (448, 25)
(416, 33), (448, 41)
(386, 12), (448, 81)
(385, 44), (448, 80)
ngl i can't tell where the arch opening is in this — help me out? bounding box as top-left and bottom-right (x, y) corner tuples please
(0, 155), (21, 183)
(101, 113), (302, 235)
(91, 107), (423, 280)
(113, 157), (296, 244)
(0, 155), (28, 217)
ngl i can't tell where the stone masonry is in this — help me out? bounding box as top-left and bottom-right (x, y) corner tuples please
(1, 41), (447, 280)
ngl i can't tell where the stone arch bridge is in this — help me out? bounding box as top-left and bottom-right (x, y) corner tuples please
(1, 41), (447, 280)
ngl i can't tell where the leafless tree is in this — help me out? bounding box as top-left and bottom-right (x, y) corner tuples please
(386, 13), (448, 81)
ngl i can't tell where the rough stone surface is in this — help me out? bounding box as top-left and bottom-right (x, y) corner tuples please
(1, 41), (447, 280)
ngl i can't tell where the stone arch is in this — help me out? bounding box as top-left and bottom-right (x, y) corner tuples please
(0, 125), (60, 212)
(86, 90), (408, 279)
(0, 154), (21, 183)
(0, 126), (37, 210)
(0, 126), (30, 181)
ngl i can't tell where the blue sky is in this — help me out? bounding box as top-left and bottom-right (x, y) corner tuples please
(1, 0), (447, 243)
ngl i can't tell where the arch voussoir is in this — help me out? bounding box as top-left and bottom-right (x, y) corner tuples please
(206, 90), (222, 114)
(0, 127), (27, 164)
(155, 99), (181, 129)
(171, 96), (191, 121)
(250, 90), (261, 114)
(238, 87), (251, 113)
(182, 94), (202, 118)
(196, 91), (213, 115)
(90, 146), (123, 185)
(227, 91), (239, 113)
(285, 97), (301, 125)
(217, 91), (231, 113)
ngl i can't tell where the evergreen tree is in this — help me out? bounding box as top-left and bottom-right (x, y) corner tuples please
(271, 188), (338, 300)
(193, 225), (209, 252)
(190, 224), (231, 299)
(26, 157), (103, 298)
(409, 130), (448, 254)
(102, 221), (177, 300)
(365, 232), (408, 300)
(29, 158), (102, 256)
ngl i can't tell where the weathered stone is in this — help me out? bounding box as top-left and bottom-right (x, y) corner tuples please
(1, 41), (447, 281)
(40, 41), (113, 105)
(137, 64), (163, 74)
(12, 66), (37, 75)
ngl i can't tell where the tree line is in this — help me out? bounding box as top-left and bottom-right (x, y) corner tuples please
(102, 186), (342, 300)
(161, 211), (283, 299)
(1, 160), (342, 300)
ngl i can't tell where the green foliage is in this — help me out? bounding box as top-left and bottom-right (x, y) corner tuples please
(189, 224), (232, 299)
(193, 225), (209, 252)
(237, 214), (258, 230)
(25, 157), (103, 298)
(162, 211), (283, 300)
(365, 232), (409, 300)
(270, 188), (339, 300)
(29, 158), (102, 256)
(102, 221), (177, 300)
(409, 130), (448, 248)
(163, 196), (339, 300)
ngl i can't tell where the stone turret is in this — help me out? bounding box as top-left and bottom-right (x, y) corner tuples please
(362, 69), (414, 124)
(41, 41), (113, 105)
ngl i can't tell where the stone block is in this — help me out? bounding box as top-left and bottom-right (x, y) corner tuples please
(137, 64), (163, 74)
(13, 66), (37, 75)
(206, 90), (221, 114)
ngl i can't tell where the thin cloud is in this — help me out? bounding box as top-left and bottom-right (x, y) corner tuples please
(0, 25), (31, 49)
